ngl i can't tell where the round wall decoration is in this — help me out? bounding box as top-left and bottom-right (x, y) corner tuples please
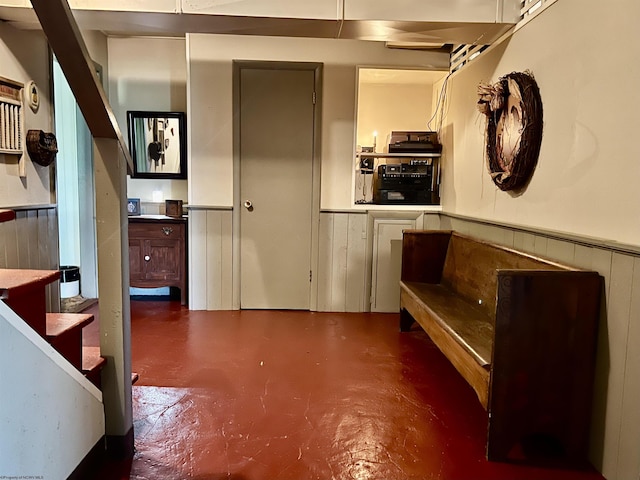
(26, 129), (58, 167)
(25, 81), (39, 113)
(477, 71), (543, 191)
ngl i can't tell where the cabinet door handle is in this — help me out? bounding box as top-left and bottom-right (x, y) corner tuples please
(144, 255), (151, 262)
(162, 227), (173, 236)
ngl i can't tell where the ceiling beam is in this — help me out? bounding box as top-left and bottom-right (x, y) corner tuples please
(29, 0), (133, 171)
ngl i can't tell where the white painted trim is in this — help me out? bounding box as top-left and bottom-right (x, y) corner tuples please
(0, 203), (56, 210)
(441, 212), (640, 256)
(351, 204), (442, 212)
(186, 205), (233, 210)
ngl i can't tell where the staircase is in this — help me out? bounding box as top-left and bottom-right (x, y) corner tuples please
(0, 267), (106, 387)
(0, 208), (106, 386)
(0, 209), (137, 477)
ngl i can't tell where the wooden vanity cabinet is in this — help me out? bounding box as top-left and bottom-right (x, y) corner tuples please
(128, 216), (187, 305)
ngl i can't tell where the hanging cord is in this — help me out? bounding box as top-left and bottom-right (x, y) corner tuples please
(426, 72), (452, 137)
(429, 30), (492, 135)
(336, 0), (345, 38)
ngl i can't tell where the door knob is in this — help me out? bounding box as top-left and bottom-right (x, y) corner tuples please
(243, 200), (253, 211)
(144, 255), (151, 262)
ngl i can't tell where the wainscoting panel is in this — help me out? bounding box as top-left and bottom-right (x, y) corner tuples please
(317, 212), (368, 312)
(441, 215), (516, 247)
(188, 208), (233, 310)
(208, 208), (233, 311)
(189, 209), (208, 310)
(345, 214), (368, 312)
(0, 215), (17, 269)
(618, 256), (640, 480)
(0, 207), (60, 312)
(316, 213), (332, 312)
(318, 211), (443, 313)
(599, 252), (635, 478)
(423, 213), (442, 230)
(546, 238), (576, 264)
(513, 230), (536, 254)
(322, 213), (348, 311)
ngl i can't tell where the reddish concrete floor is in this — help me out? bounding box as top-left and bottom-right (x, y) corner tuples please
(95, 300), (605, 480)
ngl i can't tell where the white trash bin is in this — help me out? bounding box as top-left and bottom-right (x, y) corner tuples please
(60, 265), (80, 298)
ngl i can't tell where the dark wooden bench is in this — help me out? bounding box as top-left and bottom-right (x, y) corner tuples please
(400, 230), (602, 464)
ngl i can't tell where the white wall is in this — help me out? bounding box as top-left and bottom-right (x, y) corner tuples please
(108, 36), (188, 204)
(356, 81), (437, 150)
(81, 29), (109, 95)
(440, 0), (640, 247)
(0, 302), (105, 480)
(0, 23), (53, 207)
(187, 34), (449, 209)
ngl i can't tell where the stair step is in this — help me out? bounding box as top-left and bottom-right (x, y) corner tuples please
(0, 268), (60, 296)
(46, 313), (94, 370)
(0, 269), (60, 337)
(46, 312), (94, 337)
(82, 346), (106, 389)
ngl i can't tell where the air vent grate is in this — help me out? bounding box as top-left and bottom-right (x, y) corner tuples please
(0, 78), (24, 155)
(449, 0), (559, 73)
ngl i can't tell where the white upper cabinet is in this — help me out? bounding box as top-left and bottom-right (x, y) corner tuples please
(181, 0), (338, 19)
(0, 0), (29, 7)
(57, 0), (521, 23)
(346, 0), (520, 24)
(70, 0), (179, 13)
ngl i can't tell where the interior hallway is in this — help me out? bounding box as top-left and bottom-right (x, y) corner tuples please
(89, 300), (606, 479)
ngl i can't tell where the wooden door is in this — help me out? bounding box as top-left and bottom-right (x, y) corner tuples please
(239, 67), (316, 309)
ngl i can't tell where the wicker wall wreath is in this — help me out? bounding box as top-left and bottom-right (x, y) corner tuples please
(477, 71), (543, 191)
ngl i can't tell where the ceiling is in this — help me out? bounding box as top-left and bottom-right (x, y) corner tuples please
(0, 2), (517, 46)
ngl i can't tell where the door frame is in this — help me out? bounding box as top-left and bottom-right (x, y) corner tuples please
(365, 210), (425, 312)
(232, 61), (323, 310)
(53, 56), (99, 300)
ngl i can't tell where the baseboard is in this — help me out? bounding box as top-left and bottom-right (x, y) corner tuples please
(67, 436), (106, 480)
(67, 428), (134, 478)
(106, 426), (135, 459)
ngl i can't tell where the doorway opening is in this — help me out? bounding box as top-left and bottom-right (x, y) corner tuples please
(52, 57), (98, 312)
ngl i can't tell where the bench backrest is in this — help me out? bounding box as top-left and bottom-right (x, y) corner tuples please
(441, 233), (567, 318)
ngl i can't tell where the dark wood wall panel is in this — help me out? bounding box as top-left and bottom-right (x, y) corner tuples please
(1, 207), (59, 313)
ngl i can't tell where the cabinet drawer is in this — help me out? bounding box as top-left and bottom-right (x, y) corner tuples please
(129, 222), (184, 240)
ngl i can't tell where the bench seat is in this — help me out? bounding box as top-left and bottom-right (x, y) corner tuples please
(399, 230), (602, 464)
(401, 280), (493, 367)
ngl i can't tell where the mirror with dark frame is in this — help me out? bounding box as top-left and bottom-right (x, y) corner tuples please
(127, 111), (187, 179)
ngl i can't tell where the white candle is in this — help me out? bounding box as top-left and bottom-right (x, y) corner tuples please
(152, 190), (163, 202)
